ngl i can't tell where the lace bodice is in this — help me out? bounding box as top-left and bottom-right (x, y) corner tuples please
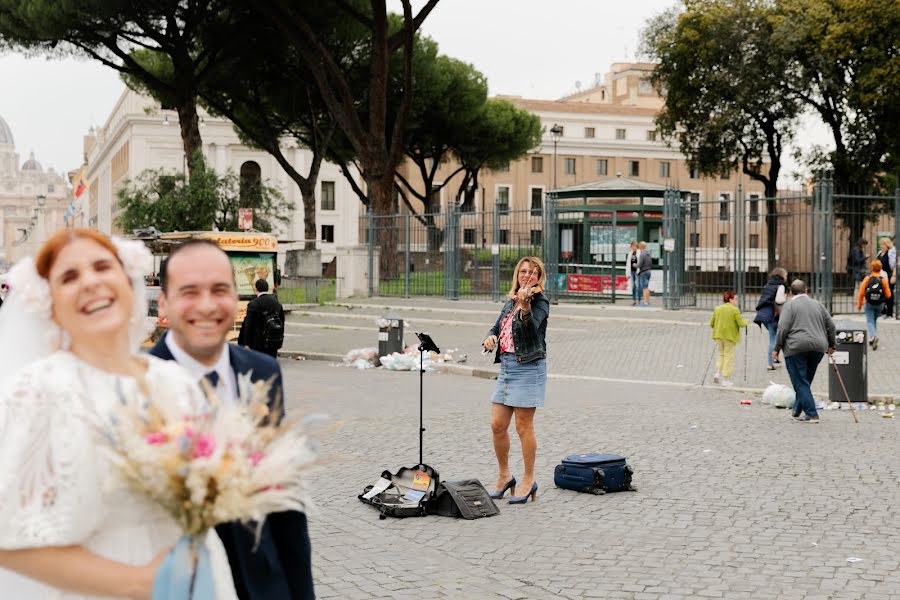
(0, 351), (236, 599)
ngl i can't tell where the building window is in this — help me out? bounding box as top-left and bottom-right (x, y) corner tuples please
(496, 161), (510, 172)
(239, 161), (262, 206)
(531, 156), (543, 173)
(531, 229), (542, 245)
(688, 265), (702, 272)
(718, 193), (731, 221)
(749, 234), (760, 248)
(721, 167), (730, 180)
(321, 224), (335, 243)
(584, 127), (595, 138)
(688, 192), (700, 220)
(717, 265), (728, 272)
(530, 188), (543, 216)
(615, 128), (626, 140)
(719, 233), (728, 248)
(628, 161), (640, 177)
(749, 194), (760, 222)
(659, 161), (670, 178)
(749, 266), (760, 273)
(690, 232), (700, 248)
(596, 159), (608, 176)
(689, 165), (700, 179)
(647, 130), (657, 141)
(464, 228), (476, 244)
(564, 158), (576, 175)
(47, 184), (55, 193)
(496, 186), (510, 214)
(499, 229), (509, 244)
(320, 181), (335, 210)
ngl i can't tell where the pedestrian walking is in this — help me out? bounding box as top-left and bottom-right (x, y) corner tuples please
(637, 241), (652, 307)
(626, 240), (640, 306)
(773, 280), (836, 424)
(856, 259), (891, 350)
(876, 237), (896, 319)
(238, 278), (286, 358)
(849, 238), (869, 297)
(753, 267), (788, 371)
(482, 256), (548, 505)
(710, 291), (748, 387)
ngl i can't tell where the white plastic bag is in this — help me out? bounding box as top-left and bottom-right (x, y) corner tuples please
(763, 382), (795, 409)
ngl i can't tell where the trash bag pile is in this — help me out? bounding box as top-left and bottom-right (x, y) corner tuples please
(341, 346), (468, 372)
(343, 347), (379, 369)
(762, 382), (795, 409)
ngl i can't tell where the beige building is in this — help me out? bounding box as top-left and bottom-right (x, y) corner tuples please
(0, 115), (72, 269)
(81, 88), (363, 268)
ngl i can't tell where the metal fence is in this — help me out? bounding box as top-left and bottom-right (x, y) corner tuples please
(361, 176), (899, 314)
(361, 206), (543, 300)
(662, 176), (900, 314)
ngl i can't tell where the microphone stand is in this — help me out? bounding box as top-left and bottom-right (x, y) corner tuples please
(415, 332), (439, 465)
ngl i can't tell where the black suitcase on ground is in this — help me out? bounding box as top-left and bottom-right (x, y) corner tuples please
(554, 453), (636, 495)
(426, 480), (500, 519)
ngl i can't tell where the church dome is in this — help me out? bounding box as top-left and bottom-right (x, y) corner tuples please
(0, 115), (13, 147)
(21, 151), (42, 172)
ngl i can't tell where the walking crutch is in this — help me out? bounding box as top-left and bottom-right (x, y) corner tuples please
(829, 353), (859, 424)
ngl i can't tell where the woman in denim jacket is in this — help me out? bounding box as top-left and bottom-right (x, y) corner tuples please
(482, 256), (549, 505)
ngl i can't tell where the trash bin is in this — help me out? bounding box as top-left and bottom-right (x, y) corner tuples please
(829, 320), (867, 404)
(378, 312), (404, 360)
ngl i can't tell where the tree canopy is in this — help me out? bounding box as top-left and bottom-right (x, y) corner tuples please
(116, 157), (293, 234)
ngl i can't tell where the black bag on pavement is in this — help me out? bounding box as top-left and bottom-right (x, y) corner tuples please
(359, 464), (439, 519)
(554, 453), (637, 495)
(426, 480), (500, 519)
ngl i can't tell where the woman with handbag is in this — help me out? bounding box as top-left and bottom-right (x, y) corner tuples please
(753, 267), (787, 371)
(482, 256), (549, 505)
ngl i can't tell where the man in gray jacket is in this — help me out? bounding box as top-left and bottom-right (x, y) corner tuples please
(773, 280), (836, 423)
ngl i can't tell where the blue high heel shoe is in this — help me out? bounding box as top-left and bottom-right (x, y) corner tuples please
(489, 477), (517, 499)
(508, 482), (538, 504)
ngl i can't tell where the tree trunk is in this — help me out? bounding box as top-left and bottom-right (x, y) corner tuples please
(175, 95), (203, 178)
(368, 172), (400, 280)
(765, 200), (778, 271)
(298, 181), (317, 250)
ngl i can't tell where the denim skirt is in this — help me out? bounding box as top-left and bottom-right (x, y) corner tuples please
(491, 353), (547, 408)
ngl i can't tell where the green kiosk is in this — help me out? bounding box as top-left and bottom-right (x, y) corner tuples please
(550, 177), (680, 302)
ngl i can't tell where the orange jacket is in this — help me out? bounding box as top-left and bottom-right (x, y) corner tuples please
(857, 272), (891, 310)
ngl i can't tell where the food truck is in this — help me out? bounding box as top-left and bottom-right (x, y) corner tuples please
(136, 231), (278, 342)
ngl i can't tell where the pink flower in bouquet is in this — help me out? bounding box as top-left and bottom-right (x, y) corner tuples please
(250, 451), (264, 467)
(145, 432), (168, 445)
(194, 434), (216, 459)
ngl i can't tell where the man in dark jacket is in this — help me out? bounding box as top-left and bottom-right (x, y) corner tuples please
(238, 278), (285, 358)
(153, 240), (314, 600)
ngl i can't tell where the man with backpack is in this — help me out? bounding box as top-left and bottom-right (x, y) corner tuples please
(238, 278), (285, 358)
(856, 259), (891, 350)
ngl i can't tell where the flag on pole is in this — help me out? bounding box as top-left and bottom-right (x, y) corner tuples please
(71, 167), (88, 198)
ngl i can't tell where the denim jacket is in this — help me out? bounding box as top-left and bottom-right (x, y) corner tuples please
(488, 292), (549, 364)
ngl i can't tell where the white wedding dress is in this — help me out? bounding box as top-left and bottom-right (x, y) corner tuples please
(0, 351), (237, 600)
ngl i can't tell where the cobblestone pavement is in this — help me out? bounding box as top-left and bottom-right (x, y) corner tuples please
(282, 297), (900, 399)
(285, 360), (900, 600)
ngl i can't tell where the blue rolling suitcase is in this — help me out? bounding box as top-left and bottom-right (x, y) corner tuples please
(554, 453), (636, 495)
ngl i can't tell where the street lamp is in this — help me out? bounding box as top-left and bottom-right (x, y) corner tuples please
(550, 124), (563, 192)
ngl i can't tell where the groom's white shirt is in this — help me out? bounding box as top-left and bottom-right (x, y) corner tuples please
(165, 334), (238, 404)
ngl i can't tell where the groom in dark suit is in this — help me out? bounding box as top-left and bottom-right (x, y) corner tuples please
(151, 239), (314, 600)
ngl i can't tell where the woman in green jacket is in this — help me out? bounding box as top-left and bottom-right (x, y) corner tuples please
(710, 290), (748, 387)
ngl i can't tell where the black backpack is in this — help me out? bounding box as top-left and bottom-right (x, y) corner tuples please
(261, 309), (284, 350)
(865, 276), (885, 305)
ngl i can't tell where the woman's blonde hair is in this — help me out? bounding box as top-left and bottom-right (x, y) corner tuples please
(509, 256), (546, 297)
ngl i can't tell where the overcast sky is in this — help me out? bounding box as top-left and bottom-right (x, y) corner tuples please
(0, 0), (825, 184)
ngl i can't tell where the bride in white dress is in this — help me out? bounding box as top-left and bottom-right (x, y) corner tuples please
(0, 229), (236, 599)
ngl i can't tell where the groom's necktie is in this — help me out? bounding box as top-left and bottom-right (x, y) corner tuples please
(203, 371), (220, 388)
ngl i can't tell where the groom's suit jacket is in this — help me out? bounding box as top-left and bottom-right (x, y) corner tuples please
(149, 333), (315, 600)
